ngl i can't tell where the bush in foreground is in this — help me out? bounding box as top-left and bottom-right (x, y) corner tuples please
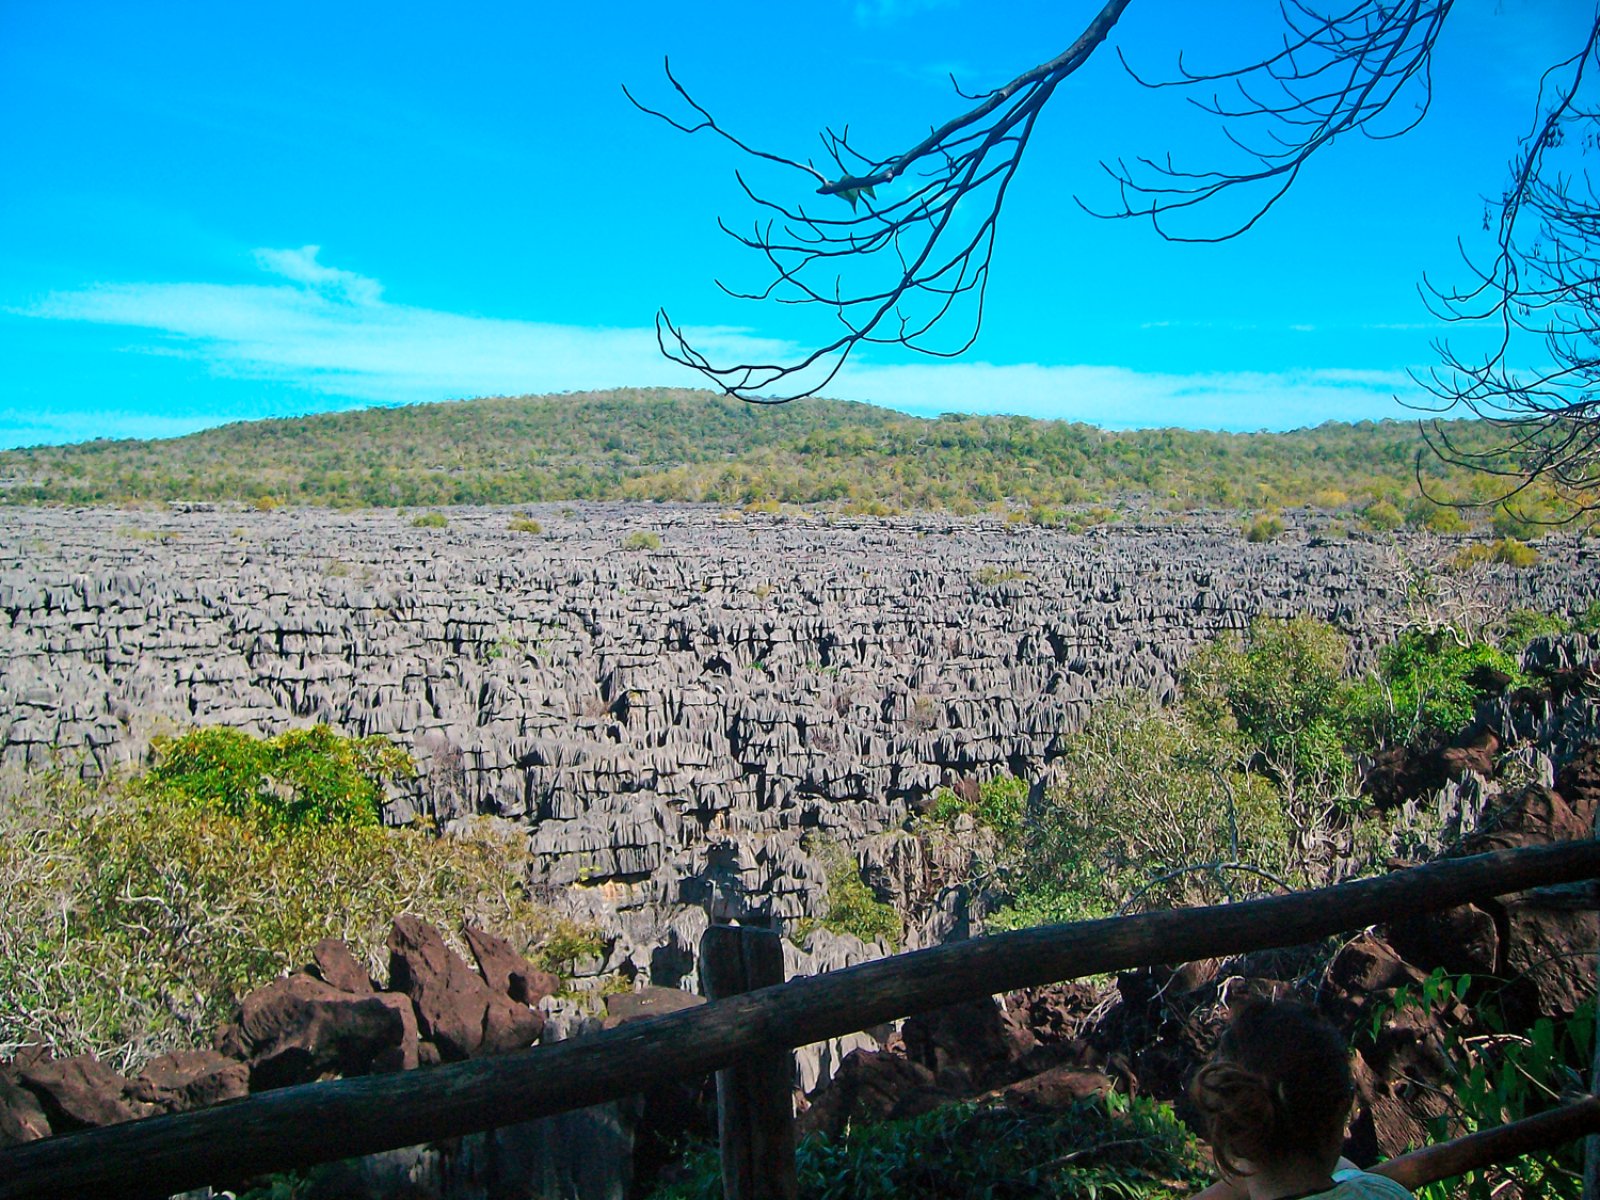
(0, 729), (596, 1070)
(649, 1095), (1208, 1200)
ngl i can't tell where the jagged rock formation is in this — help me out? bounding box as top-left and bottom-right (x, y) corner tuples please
(2, 504), (1597, 983)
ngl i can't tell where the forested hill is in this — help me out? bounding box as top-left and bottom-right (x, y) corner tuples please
(0, 387), (1540, 517)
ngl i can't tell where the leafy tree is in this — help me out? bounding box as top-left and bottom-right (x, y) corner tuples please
(1184, 617), (1351, 792)
(996, 693), (1286, 925)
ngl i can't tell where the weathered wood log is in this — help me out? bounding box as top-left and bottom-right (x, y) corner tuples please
(1381, 1096), (1600, 1190)
(701, 925), (798, 1200)
(4, 839), (1599, 1200)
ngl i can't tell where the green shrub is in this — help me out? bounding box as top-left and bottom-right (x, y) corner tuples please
(1362, 499), (1404, 530)
(1343, 630), (1520, 750)
(1415, 503), (1470, 534)
(622, 530), (662, 550)
(1491, 537), (1539, 567)
(1576, 599), (1600, 633)
(796, 836), (903, 949)
(1243, 512), (1285, 542)
(508, 517), (543, 534)
(0, 754), (596, 1070)
(1184, 617), (1351, 789)
(926, 776), (1027, 848)
(1499, 608), (1569, 651)
(137, 725), (413, 828)
(411, 512), (448, 528)
(994, 694), (1286, 926)
(1376, 972), (1592, 1200)
(647, 1094), (1208, 1200)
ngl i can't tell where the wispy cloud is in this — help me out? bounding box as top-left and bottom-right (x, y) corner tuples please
(17, 248), (1428, 440)
(835, 361), (1429, 431)
(22, 247), (779, 406)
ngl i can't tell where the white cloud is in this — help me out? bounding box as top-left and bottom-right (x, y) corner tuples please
(252, 245), (383, 303)
(19, 248), (1429, 437)
(833, 361), (1428, 431)
(24, 249), (777, 405)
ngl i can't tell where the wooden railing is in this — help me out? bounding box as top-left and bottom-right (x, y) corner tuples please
(4, 839), (1600, 1200)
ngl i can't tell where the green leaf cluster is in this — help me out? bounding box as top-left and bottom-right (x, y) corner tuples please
(925, 775), (1028, 849)
(1342, 631), (1521, 750)
(648, 1095), (1208, 1200)
(1372, 971), (1592, 1200)
(992, 693), (1288, 926)
(1184, 616), (1352, 789)
(137, 724), (414, 829)
(795, 835), (903, 950)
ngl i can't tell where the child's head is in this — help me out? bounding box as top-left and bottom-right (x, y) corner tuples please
(1190, 997), (1355, 1178)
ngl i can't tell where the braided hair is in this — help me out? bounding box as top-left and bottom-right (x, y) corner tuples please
(1190, 998), (1355, 1178)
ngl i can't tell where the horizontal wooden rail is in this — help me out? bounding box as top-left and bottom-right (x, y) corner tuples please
(4, 838), (1599, 1200)
(1379, 1097), (1600, 1189)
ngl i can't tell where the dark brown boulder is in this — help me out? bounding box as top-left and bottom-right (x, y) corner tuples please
(1363, 738), (1451, 811)
(1497, 894), (1598, 1026)
(1318, 933), (1429, 1031)
(1384, 903), (1500, 980)
(1015, 981), (1102, 1045)
(0, 1078), (51, 1145)
(309, 937), (375, 994)
(463, 923), (559, 1006)
(602, 986), (705, 1029)
(1555, 740), (1600, 827)
(387, 915), (540, 1060)
(901, 995), (1036, 1092)
(18, 1054), (151, 1131)
(1465, 785), (1590, 854)
(221, 972), (417, 1090)
(1439, 728), (1500, 782)
(796, 1048), (952, 1141)
(129, 1049), (249, 1113)
(1001, 1064), (1113, 1112)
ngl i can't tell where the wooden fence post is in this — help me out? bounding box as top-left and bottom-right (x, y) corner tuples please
(700, 924), (799, 1200)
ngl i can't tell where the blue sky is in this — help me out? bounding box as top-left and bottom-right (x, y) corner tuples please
(1, 0), (1593, 447)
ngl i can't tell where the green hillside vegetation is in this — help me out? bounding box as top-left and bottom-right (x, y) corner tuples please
(0, 388), (1586, 523)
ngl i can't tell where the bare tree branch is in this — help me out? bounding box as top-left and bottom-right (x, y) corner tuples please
(1413, 14), (1600, 516)
(626, 0), (1135, 402)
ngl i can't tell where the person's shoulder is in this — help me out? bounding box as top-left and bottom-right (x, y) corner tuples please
(1327, 1168), (1414, 1198)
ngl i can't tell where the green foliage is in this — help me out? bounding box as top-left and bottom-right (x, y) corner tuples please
(972, 565), (1029, 588)
(137, 725), (413, 829)
(0, 387), (1575, 519)
(1499, 608), (1570, 652)
(508, 516), (543, 533)
(1342, 630), (1521, 750)
(1373, 972), (1592, 1200)
(926, 775), (1028, 848)
(411, 511), (448, 528)
(1576, 599), (1600, 633)
(1492, 537), (1539, 567)
(1184, 617), (1351, 789)
(1243, 512), (1285, 542)
(797, 835), (903, 949)
(623, 530), (663, 550)
(647, 1095), (1209, 1200)
(992, 694), (1287, 926)
(1363, 499), (1405, 530)
(1414, 503), (1471, 534)
(0, 758), (596, 1070)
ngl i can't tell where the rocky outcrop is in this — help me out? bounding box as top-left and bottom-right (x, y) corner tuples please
(0, 917), (548, 1147)
(5, 504), (1597, 986)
